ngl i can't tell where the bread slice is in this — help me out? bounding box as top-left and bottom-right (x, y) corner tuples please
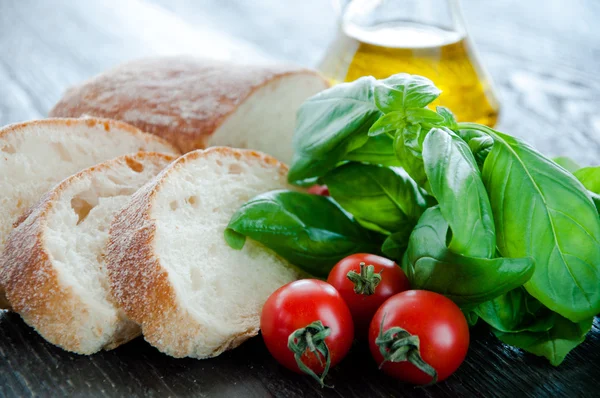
(0, 118), (178, 308)
(49, 57), (329, 162)
(1, 152), (176, 354)
(106, 147), (302, 358)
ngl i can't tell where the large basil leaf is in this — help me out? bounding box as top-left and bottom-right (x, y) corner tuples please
(288, 77), (382, 183)
(373, 74), (441, 112)
(479, 128), (600, 321)
(225, 190), (380, 277)
(404, 207), (534, 307)
(345, 134), (402, 167)
(493, 316), (593, 366)
(573, 166), (600, 193)
(476, 288), (556, 333)
(322, 163), (428, 235)
(423, 128), (496, 258)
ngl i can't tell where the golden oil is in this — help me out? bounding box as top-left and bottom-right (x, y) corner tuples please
(320, 21), (499, 126)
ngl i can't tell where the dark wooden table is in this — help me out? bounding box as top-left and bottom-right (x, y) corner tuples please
(1, 0), (599, 397)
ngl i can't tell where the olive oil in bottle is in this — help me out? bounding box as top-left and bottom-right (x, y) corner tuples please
(320, 17), (500, 126)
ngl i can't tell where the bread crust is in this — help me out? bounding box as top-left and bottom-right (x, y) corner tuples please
(0, 117), (179, 154)
(1, 152), (176, 354)
(0, 118), (180, 309)
(49, 57), (327, 153)
(106, 147), (288, 358)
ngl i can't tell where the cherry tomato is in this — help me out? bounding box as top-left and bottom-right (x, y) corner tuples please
(307, 184), (329, 196)
(261, 279), (354, 386)
(327, 253), (410, 338)
(369, 290), (469, 385)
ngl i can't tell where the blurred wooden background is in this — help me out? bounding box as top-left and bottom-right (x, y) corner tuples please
(1, 1), (599, 397)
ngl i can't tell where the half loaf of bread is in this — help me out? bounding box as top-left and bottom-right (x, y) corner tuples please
(1, 152), (176, 354)
(0, 118), (178, 308)
(106, 147), (301, 358)
(49, 57), (329, 162)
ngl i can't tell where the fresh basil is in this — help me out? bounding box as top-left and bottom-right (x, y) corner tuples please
(493, 316), (593, 366)
(405, 108), (445, 126)
(373, 74), (441, 112)
(381, 224), (414, 261)
(323, 163), (428, 235)
(457, 129), (494, 168)
(573, 166), (600, 193)
(553, 156), (581, 173)
(404, 207), (534, 308)
(436, 106), (458, 130)
(345, 134), (402, 167)
(462, 123), (600, 322)
(423, 128), (496, 258)
(225, 190), (380, 277)
(288, 76), (382, 184)
(573, 166), (600, 214)
(393, 124), (429, 187)
(368, 111), (405, 137)
(476, 288), (556, 333)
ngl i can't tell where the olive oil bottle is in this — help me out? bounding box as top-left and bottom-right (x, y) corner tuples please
(321, 0), (500, 126)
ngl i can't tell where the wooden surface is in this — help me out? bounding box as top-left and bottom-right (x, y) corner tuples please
(1, 0), (599, 397)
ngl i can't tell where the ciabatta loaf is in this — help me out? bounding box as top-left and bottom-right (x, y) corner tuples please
(49, 57), (329, 162)
(1, 152), (175, 354)
(106, 147), (301, 358)
(0, 118), (178, 308)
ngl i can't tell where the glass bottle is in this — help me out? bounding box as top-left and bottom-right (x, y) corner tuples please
(320, 0), (500, 126)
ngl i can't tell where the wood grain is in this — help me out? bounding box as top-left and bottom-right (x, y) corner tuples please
(0, 0), (599, 397)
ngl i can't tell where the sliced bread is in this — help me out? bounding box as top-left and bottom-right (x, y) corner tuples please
(0, 117), (178, 308)
(1, 152), (176, 354)
(49, 57), (329, 162)
(106, 147), (302, 358)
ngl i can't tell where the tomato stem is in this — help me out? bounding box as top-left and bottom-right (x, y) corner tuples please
(346, 262), (382, 295)
(375, 315), (438, 385)
(287, 320), (332, 387)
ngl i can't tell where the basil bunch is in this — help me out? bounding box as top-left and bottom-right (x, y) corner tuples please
(225, 73), (600, 365)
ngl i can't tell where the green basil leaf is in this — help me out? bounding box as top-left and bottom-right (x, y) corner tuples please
(437, 106), (458, 130)
(368, 111), (405, 137)
(404, 207), (534, 307)
(374, 74), (441, 112)
(381, 224), (414, 261)
(493, 316), (593, 366)
(393, 124), (429, 187)
(405, 108), (445, 126)
(574, 166), (600, 193)
(423, 128), (496, 258)
(323, 163), (428, 235)
(589, 191), (600, 215)
(344, 134), (402, 167)
(476, 288), (556, 333)
(288, 76), (382, 183)
(480, 128), (600, 321)
(462, 310), (479, 327)
(457, 129), (494, 168)
(225, 190), (380, 277)
(553, 156), (581, 173)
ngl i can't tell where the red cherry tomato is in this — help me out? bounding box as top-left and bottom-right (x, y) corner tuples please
(307, 184), (330, 196)
(326, 253), (410, 338)
(369, 290), (469, 385)
(261, 279), (354, 386)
